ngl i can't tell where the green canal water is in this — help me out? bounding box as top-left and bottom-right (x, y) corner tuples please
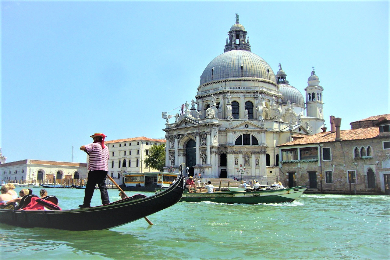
(0, 188), (389, 259)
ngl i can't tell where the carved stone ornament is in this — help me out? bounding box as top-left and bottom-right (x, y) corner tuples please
(169, 152), (175, 166)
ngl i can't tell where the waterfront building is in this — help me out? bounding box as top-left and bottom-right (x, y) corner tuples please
(0, 159), (87, 185)
(162, 15), (324, 183)
(105, 136), (166, 185)
(278, 114), (390, 194)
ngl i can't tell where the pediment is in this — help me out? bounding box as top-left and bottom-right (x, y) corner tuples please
(229, 120), (264, 130)
(174, 116), (199, 128)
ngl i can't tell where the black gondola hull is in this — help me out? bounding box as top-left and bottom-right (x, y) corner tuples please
(0, 175), (184, 231)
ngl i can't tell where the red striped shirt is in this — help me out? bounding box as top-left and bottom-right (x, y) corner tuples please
(85, 143), (109, 171)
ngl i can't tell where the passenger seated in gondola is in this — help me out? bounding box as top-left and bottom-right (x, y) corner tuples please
(6, 183), (18, 199)
(185, 176), (196, 193)
(0, 185), (13, 206)
(3, 189), (30, 209)
(40, 189), (48, 198)
(39, 189), (59, 206)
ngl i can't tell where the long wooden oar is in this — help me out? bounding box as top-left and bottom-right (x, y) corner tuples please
(106, 175), (153, 225)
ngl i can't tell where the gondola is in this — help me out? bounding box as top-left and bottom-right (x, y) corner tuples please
(0, 174), (184, 231)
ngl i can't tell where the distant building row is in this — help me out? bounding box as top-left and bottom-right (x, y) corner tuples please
(0, 137), (165, 186)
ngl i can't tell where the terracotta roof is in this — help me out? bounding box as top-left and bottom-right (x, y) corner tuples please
(278, 127), (379, 147)
(105, 136), (166, 144)
(353, 114), (390, 122)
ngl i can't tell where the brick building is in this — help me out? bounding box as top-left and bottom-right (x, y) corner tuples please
(278, 114), (390, 194)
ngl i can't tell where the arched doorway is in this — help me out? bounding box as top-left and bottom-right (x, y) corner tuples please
(185, 139), (196, 177)
(37, 170), (44, 182)
(56, 171), (63, 180)
(367, 168), (375, 189)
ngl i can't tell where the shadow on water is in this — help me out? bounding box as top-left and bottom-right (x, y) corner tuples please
(0, 223), (158, 260)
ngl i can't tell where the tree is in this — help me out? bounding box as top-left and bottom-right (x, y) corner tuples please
(144, 143), (166, 172)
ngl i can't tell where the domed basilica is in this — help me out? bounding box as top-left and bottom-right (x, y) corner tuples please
(162, 15), (324, 183)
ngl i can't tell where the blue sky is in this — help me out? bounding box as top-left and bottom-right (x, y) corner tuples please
(1, 1), (388, 163)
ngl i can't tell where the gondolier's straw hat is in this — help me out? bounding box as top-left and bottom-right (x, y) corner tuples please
(90, 133), (107, 148)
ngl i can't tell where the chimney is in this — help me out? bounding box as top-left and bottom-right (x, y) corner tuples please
(330, 116), (336, 133)
(334, 117), (342, 141)
(321, 127), (327, 132)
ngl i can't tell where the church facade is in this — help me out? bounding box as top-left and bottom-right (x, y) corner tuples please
(162, 15), (325, 184)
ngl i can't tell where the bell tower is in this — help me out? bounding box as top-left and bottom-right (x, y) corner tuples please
(305, 68), (324, 119)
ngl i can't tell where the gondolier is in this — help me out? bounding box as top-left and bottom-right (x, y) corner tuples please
(79, 133), (110, 208)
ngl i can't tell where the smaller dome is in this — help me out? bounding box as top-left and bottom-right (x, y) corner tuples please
(230, 23), (245, 31)
(279, 84), (305, 107)
(308, 69), (320, 87)
(276, 69), (287, 78)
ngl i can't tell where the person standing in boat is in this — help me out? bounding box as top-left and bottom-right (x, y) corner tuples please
(79, 133), (110, 208)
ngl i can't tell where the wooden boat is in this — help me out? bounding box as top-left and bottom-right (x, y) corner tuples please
(0, 174), (184, 231)
(122, 172), (179, 192)
(180, 186), (306, 204)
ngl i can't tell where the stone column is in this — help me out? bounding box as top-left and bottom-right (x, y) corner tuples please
(206, 133), (211, 164)
(211, 149), (218, 177)
(240, 96), (245, 119)
(174, 136), (179, 166)
(165, 136), (170, 166)
(227, 152), (235, 178)
(251, 153), (256, 177)
(196, 134), (200, 165)
(260, 150), (266, 178)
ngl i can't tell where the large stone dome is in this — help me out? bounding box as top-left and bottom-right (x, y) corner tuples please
(200, 50), (276, 86)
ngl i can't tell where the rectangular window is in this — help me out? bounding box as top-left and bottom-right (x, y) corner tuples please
(112, 152), (115, 157)
(322, 147), (331, 161)
(118, 160), (121, 168)
(379, 125), (390, 133)
(348, 170), (356, 183)
(124, 151), (126, 156)
(112, 161), (114, 168)
(129, 160), (131, 167)
(130, 150), (132, 155)
(300, 147), (318, 161)
(137, 150), (140, 155)
(146, 150), (149, 155)
(281, 148), (298, 161)
(325, 171), (333, 183)
(384, 141), (390, 149)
